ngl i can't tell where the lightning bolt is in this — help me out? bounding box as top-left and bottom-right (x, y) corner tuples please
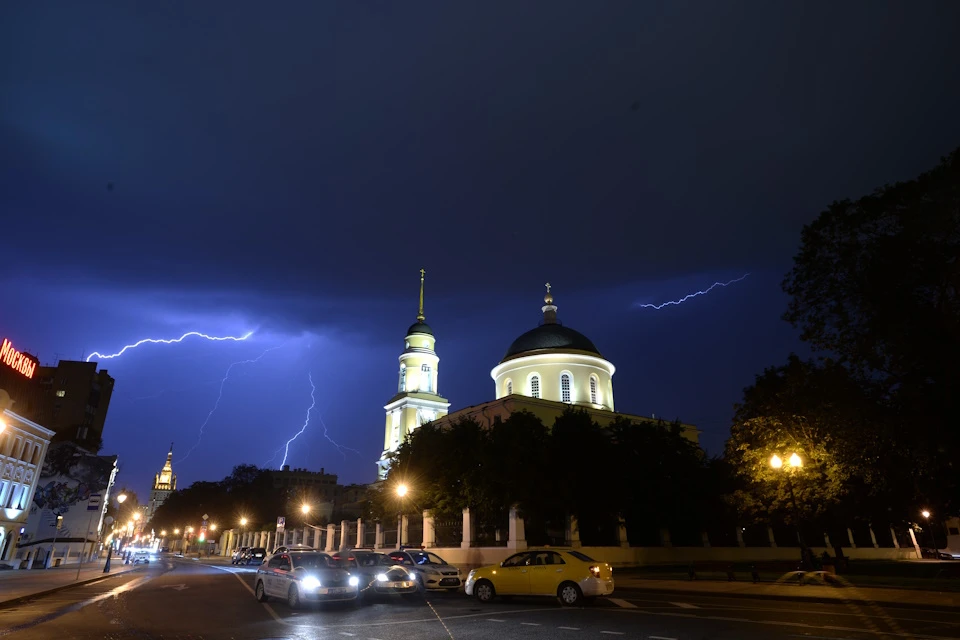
(177, 343), (286, 464)
(85, 330), (254, 362)
(267, 371), (318, 469)
(317, 410), (362, 460)
(635, 273), (751, 310)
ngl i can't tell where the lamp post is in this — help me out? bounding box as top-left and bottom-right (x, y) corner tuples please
(770, 453), (809, 569)
(239, 517), (248, 551)
(396, 484), (408, 549)
(922, 510), (939, 559)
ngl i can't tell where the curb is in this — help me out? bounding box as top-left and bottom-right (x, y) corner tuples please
(0, 566), (142, 611)
(616, 583), (960, 613)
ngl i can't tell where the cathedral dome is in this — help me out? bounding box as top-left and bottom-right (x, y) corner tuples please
(502, 324), (601, 362)
(406, 321), (433, 336)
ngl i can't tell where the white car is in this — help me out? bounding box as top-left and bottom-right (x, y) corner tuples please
(387, 550), (462, 591)
(255, 550), (360, 608)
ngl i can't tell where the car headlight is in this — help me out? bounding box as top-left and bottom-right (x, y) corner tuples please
(348, 576), (359, 587)
(409, 572), (418, 580)
(301, 576), (321, 590)
(376, 573), (388, 582)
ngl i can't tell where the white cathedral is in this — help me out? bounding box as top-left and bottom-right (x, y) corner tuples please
(376, 272), (698, 479)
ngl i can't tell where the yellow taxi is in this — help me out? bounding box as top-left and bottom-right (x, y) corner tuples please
(464, 548), (614, 606)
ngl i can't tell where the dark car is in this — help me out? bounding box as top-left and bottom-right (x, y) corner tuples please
(241, 547), (268, 565)
(332, 550), (419, 600)
(255, 550), (360, 608)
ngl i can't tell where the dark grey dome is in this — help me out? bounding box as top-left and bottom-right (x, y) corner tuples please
(406, 321), (433, 336)
(502, 324), (601, 361)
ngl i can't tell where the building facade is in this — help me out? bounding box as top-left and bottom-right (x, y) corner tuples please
(0, 388), (55, 567)
(0, 336), (114, 452)
(146, 444), (177, 522)
(377, 270), (450, 479)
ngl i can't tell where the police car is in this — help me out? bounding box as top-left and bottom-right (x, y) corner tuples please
(255, 549), (360, 608)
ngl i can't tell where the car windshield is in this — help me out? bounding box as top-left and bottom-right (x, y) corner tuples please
(290, 554), (335, 570)
(406, 551), (447, 565)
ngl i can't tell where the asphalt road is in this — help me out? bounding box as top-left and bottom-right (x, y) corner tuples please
(2, 557), (960, 639)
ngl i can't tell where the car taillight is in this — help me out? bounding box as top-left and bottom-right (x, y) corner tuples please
(589, 565), (601, 578)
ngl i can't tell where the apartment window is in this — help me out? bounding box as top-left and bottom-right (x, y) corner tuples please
(590, 376), (599, 404)
(530, 375), (541, 399)
(56, 390), (66, 398)
(398, 366), (406, 392)
(560, 373), (572, 403)
(6, 484), (22, 510)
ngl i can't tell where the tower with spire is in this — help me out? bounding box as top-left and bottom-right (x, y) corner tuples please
(146, 443), (177, 522)
(377, 270), (451, 480)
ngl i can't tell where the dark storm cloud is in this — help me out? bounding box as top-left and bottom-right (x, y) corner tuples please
(4, 1), (959, 297)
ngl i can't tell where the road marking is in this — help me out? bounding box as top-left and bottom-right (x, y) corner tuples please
(520, 622), (541, 626)
(339, 634), (356, 637)
(558, 627), (580, 631)
(207, 564), (287, 626)
(600, 632), (625, 636)
(669, 602), (698, 609)
(609, 598), (638, 608)
(488, 619), (505, 622)
(160, 584), (188, 591)
(650, 636), (678, 640)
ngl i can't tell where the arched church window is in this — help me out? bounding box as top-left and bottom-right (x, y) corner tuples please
(560, 373), (572, 403)
(506, 379), (513, 396)
(398, 366), (406, 392)
(421, 364), (432, 392)
(590, 376), (599, 405)
(530, 374), (541, 399)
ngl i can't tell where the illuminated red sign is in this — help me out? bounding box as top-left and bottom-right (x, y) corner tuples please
(0, 338), (37, 379)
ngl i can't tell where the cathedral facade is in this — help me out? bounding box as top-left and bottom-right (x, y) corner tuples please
(376, 276), (698, 478)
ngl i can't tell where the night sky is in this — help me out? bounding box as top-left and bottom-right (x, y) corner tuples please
(3, 2), (960, 500)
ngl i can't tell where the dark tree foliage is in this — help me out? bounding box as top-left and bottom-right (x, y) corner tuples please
(782, 148), (960, 514)
(381, 409), (708, 538)
(149, 465), (286, 533)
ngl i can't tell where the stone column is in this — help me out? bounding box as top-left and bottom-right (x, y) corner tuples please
(339, 520), (350, 550)
(824, 532), (832, 548)
(868, 526), (879, 548)
(565, 515), (582, 548)
(846, 528), (857, 549)
(313, 527), (323, 549)
(890, 526), (900, 549)
(736, 527), (745, 548)
(462, 508), (475, 549)
(302, 527), (310, 547)
(325, 524), (336, 552)
(356, 518), (364, 548)
(422, 510), (436, 549)
(701, 531), (711, 548)
(618, 518), (629, 548)
(507, 505), (526, 551)
(400, 515), (409, 547)
(375, 522), (384, 549)
(767, 526), (777, 548)
(660, 528), (672, 548)
(908, 527), (922, 558)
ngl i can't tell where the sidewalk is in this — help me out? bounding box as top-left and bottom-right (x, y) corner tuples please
(0, 559), (139, 608)
(616, 576), (960, 610)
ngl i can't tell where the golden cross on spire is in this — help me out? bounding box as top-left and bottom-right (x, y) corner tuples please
(545, 282), (551, 293)
(417, 269), (426, 322)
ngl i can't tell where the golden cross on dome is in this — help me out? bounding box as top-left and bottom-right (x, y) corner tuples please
(545, 282), (551, 293)
(417, 269), (426, 322)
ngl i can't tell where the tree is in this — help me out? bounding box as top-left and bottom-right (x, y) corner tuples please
(782, 148), (960, 514)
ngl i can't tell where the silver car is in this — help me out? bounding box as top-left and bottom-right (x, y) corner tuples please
(255, 550), (360, 608)
(387, 550), (463, 591)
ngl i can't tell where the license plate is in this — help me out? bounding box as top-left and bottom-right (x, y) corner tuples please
(386, 581), (413, 588)
(319, 587), (348, 595)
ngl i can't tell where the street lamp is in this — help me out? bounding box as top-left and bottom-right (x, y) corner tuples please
(770, 452), (809, 569)
(210, 524), (217, 532)
(117, 493), (127, 504)
(922, 510), (939, 559)
(396, 484), (409, 548)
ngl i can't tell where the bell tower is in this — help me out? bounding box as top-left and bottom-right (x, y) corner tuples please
(146, 443), (177, 522)
(377, 270), (451, 480)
